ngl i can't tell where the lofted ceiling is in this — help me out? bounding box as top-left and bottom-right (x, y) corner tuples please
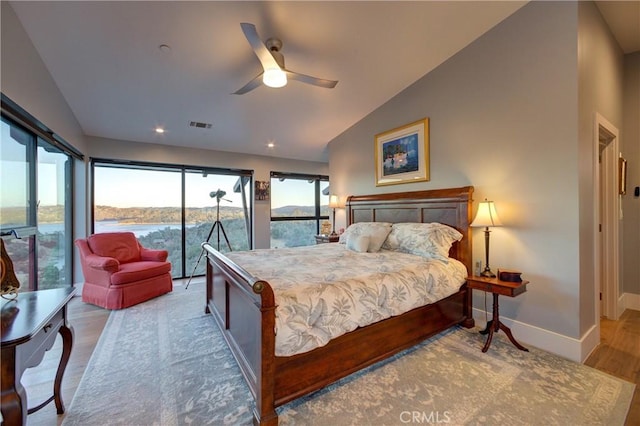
(8, 1), (637, 163)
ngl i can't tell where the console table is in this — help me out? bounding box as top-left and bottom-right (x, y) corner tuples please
(1, 287), (75, 425)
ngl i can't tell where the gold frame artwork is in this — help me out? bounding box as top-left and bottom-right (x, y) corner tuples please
(619, 157), (627, 195)
(374, 118), (429, 186)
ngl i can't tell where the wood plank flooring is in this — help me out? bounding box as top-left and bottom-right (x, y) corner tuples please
(585, 309), (640, 426)
(13, 288), (640, 425)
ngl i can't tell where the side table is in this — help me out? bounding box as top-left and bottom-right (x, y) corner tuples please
(466, 275), (529, 353)
(1, 287), (75, 425)
(314, 234), (339, 244)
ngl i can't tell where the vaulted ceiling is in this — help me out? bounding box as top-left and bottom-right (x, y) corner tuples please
(9, 1), (637, 163)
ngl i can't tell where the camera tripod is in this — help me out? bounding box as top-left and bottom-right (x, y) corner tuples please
(185, 191), (232, 289)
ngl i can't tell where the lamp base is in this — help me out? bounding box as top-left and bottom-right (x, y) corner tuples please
(480, 268), (496, 278)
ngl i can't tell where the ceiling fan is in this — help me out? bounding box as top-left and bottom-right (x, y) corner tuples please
(233, 23), (338, 95)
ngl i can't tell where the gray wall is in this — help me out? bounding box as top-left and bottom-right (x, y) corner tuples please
(1, 2), (87, 152)
(622, 52), (640, 296)
(329, 0), (626, 348)
(87, 136), (328, 249)
(577, 1), (624, 334)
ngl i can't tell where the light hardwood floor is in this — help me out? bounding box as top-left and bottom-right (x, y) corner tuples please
(584, 309), (640, 426)
(16, 290), (640, 425)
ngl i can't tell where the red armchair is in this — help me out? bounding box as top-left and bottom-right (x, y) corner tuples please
(75, 232), (173, 309)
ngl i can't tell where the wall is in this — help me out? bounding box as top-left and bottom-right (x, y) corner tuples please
(577, 1), (624, 339)
(86, 136), (328, 249)
(329, 2), (592, 359)
(622, 52), (640, 301)
(1, 2), (87, 153)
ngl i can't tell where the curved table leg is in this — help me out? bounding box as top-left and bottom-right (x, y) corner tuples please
(54, 323), (74, 414)
(1, 347), (28, 426)
(498, 322), (529, 352)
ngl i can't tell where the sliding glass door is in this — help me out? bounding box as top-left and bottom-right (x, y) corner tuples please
(93, 161), (253, 279)
(1, 116), (73, 291)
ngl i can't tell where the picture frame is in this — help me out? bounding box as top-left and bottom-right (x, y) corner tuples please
(255, 180), (270, 201)
(320, 221), (332, 235)
(374, 118), (429, 186)
(619, 157), (627, 195)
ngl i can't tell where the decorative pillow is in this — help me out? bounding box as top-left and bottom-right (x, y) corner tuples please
(339, 222), (392, 252)
(382, 222), (462, 261)
(346, 235), (370, 253)
(87, 232), (141, 264)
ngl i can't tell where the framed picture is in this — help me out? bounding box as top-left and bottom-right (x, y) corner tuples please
(320, 221), (332, 235)
(255, 180), (270, 201)
(374, 118), (429, 186)
(619, 157), (627, 195)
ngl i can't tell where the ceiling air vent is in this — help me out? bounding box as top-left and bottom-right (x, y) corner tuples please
(189, 121), (212, 129)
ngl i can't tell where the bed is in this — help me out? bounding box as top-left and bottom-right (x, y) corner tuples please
(203, 186), (475, 425)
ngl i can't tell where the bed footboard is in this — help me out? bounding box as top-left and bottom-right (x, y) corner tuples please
(203, 243), (278, 425)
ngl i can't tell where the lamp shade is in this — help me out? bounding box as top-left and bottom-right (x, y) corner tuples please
(328, 195), (340, 209)
(470, 199), (502, 227)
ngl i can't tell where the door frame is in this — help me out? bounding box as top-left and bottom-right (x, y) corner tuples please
(594, 112), (620, 321)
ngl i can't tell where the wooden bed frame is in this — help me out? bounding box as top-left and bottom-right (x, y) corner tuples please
(203, 186), (475, 425)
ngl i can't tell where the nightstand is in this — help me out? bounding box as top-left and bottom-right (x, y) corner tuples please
(315, 234), (339, 244)
(466, 275), (529, 353)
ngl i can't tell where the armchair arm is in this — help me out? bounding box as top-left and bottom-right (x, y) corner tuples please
(84, 254), (120, 272)
(140, 247), (169, 262)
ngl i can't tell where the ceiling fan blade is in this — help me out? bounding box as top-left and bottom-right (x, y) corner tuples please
(285, 70), (338, 89)
(233, 73), (264, 95)
(240, 23), (280, 71)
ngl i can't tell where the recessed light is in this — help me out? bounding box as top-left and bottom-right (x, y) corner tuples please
(158, 44), (171, 53)
(155, 127), (165, 134)
(267, 142), (275, 148)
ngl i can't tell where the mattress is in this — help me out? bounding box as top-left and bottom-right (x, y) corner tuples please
(226, 243), (467, 356)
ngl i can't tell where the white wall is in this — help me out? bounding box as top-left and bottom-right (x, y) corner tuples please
(86, 136), (328, 249)
(328, 2), (624, 360)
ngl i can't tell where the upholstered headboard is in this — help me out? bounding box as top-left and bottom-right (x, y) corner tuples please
(346, 186), (474, 274)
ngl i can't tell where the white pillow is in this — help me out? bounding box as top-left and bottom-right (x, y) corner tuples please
(346, 235), (370, 253)
(382, 222), (462, 261)
(339, 222), (392, 252)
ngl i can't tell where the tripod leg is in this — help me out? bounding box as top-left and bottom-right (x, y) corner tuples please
(218, 221), (233, 251)
(185, 222), (218, 290)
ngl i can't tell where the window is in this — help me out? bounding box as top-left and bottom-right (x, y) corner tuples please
(92, 160), (252, 279)
(1, 94), (79, 291)
(270, 172), (329, 248)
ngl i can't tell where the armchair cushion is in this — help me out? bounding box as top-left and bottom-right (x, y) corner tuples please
(87, 232), (142, 264)
(111, 261), (172, 285)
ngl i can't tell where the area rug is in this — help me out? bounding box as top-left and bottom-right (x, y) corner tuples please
(62, 282), (634, 426)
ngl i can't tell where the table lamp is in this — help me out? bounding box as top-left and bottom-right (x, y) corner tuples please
(328, 195), (340, 236)
(470, 198), (502, 278)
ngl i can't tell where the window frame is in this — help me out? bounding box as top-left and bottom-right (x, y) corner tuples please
(91, 158), (254, 278)
(1, 93), (78, 291)
(269, 171), (330, 239)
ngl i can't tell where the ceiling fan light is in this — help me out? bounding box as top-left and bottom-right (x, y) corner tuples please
(263, 68), (287, 88)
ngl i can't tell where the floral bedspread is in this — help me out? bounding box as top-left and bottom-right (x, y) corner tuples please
(225, 244), (467, 356)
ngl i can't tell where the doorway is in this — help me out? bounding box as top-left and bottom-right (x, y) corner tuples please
(595, 113), (620, 321)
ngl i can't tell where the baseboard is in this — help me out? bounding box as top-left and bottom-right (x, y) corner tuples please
(472, 308), (598, 363)
(73, 282), (83, 296)
(621, 292), (640, 311)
